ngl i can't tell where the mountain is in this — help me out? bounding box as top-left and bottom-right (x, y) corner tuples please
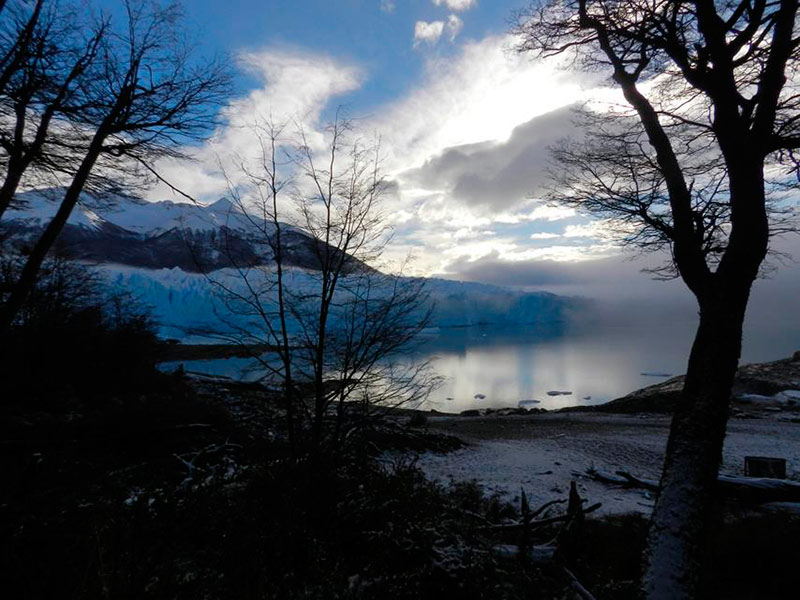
(0, 188), (358, 273)
(2, 188), (582, 341)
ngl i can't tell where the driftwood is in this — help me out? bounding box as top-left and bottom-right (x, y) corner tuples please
(580, 468), (658, 491)
(492, 483), (599, 599)
(717, 475), (800, 502)
(480, 502), (601, 533)
(583, 468), (800, 503)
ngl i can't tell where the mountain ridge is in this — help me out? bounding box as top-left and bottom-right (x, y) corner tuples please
(1, 188), (358, 273)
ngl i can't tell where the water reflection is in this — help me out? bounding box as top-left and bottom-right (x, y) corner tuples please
(161, 316), (799, 414)
(413, 321), (698, 412)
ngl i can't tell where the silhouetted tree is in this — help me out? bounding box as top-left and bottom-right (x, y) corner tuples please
(0, 0), (109, 221)
(0, 0), (229, 333)
(513, 1), (799, 598)
(205, 117), (436, 456)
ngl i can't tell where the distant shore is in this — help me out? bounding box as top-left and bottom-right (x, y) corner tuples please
(156, 342), (276, 362)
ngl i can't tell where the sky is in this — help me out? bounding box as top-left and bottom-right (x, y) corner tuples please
(91, 0), (800, 321)
(110, 0), (625, 281)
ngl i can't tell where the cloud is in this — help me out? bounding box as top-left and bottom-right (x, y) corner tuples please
(369, 35), (597, 175)
(447, 14), (464, 41)
(147, 48), (362, 201)
(528, 205), (577, 221)
(433, 0), (477, 11)
(530, 232), (561, 240)
(414, 21), (445, 46)
(403, 106), (581, 211)
(232, 48), (362, 130)
(380, 0), (396, 13)
(358, 35), (611, 275)
(562, 222), (614, 239)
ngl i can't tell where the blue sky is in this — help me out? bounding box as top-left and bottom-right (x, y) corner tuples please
(181, 1), (523, 101)
(111, 0), (624, 282)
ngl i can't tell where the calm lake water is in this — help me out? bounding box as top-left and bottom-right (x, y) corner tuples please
(162, 314), (800, 413)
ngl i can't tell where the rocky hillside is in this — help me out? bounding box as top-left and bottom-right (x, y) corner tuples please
(586, 353), (800, 414)
(1, 189), (362, 273)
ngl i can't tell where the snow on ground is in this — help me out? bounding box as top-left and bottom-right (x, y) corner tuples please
(413, 413), (800, 516)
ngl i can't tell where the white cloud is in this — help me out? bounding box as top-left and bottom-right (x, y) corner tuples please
(530, 232), (561, 240)
(380, 0), (396, 13)
(563, 222), (612, 238)
(414, 21), (445, 46)
(370, 35), (596, 176)
(446, 14), (463, 41)
(147, 48), (362, 201)
(528, 205), (577, 221)
(433, 0), (477, 11)
(233, 48), (362, 131)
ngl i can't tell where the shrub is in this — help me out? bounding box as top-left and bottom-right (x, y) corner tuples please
(0, 252), (162, 404)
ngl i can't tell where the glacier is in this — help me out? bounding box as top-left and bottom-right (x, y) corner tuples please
(99, 265), (576, 342)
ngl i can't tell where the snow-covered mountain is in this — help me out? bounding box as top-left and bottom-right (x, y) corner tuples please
(1, 188), (355, 273)
(3, 188), (581, 340)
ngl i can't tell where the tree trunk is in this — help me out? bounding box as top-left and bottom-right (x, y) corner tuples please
(0, 157), (26, 221)
(0, 143), (102, 333)
(642, 288), (750, 599)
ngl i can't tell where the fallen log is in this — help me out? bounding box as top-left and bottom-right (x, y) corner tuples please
(717, 475), (800, 502)
(583, 468), (800, 503)
(616, 470), (659, 492)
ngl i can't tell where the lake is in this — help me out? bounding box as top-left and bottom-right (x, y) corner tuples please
(161, 313), (800, 413)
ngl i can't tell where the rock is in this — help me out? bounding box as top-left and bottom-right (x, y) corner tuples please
(792, 350), (800, 362)
(460, 409), (482, 417)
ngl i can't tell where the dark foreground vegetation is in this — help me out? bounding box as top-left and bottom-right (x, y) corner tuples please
(1, 274), (798, 599)
(4, 361), (800, 599)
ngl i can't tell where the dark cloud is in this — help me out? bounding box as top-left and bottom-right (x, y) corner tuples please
(404, 105), (580, 211)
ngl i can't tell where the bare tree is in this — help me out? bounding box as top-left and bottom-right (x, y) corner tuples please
(513, 1), (800, 598)
(0, 0), (110, 221)
(202, 117), (436, 457)
(0, 0), (229, 333)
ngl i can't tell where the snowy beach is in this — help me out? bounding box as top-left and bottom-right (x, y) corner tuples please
(415, 411), (800, 516)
